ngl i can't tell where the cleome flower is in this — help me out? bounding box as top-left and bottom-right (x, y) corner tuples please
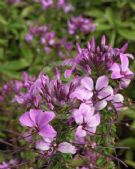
(19, 109), (57, 140)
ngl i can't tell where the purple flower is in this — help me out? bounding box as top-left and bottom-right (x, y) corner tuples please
(67, 16), (95, 35)
(25, 22), (56, 54)
(40, 0), (53, 9)
(63, 36), (132, 81)
(110, 53), (133, 88)
(58, 142), (76, 154)
(19, 109), (57, 139)
(72, 103), (100, 139)
(39, 69), (78, 110)
(70, 76), (113, 110)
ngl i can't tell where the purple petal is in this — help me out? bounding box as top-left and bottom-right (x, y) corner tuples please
(76, 126), (86, 138)
(39, 124), (57, 139)
(70, 88), (93, 101)
(120, 54), (129, 72)
(98, 86), (113, 101)
(37, 111), (55, 127)
(81, 77), (94, 91)
(58, 142), (76, 154)
(87, 113), (100, 127)
(36, 139), (51, 151)
(73, 109), (83, 124)
(95, 100), (107, 110)
(19, 111), (34, 127)
(79, 103), (94, 123)
(96, 76), (109, 91)
(112, 94), (124, 103)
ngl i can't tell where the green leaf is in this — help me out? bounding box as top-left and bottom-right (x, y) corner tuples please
(118, 29), (135, 40)
(85, 9), (103, 17)
(96, 24), (112, 31)
(0, 59), (30, 71)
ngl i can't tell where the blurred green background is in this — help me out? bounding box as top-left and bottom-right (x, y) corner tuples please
(0, 0), (135, 168)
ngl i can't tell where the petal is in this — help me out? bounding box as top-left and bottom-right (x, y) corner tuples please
(111, 72), (122, 79)
(79, 103), (94, 123)
(96, 76), (109, 91)
(36, 139), (51, 151)
(112, 94), (124, 103)
(37, 111), (55, 127)
(120, 54), (129, 72)
(87, 113), (100, 127)
(95, 100), (107, 110)
(39, 124), (57, 139)
(110, 63), (120, 72)
(64, 69), (72, 78)
(76, 126), (87, 138)
(98, 86), (113, 100)
(29, 109), (39, 125)
(19, 111), (34, 127)
(73, 109), (83, 124)
(70, 88), (93, 101)
(58, 142), (76, 154)
(81, 77), (94, 91)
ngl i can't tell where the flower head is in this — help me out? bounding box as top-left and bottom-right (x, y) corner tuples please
(19, 109), (57, 139)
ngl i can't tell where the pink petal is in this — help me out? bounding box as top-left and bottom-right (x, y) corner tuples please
(81, 77), (94, 91)
(73, 109), (83, 124)
(112, 94), (124, 103)
(120, 54), (129, 72)
(76, 126), (87, 138)
(19, 111), (34, 127)
(87, 113), (100, 127)
(98, 86), (113, 100)
(58, 142), (76, 154)
(39, 124), (57, 139)
(110, 63), (120, 72)
(29, 109), (39, 125)
(70, 88), (93, 101)
(111, 72), (122, 79)
(79, 103), (94, 123)
(95, 100), (107, 110)
(36, 139), (51, 151)
(96, 76), (109, 91)
(37, 111), (55, 127)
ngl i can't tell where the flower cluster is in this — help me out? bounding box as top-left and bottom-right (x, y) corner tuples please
(25, 22), (56, 53)
(25, 22), (73, 55)
(9, 36), (134, 168)
(39, 0), (74, 13)
(67, 16), (96, 35)
(64, 36), (134, 89)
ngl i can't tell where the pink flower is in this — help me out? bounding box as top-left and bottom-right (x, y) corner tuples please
(58, 142), (76, 154)
(70, 76), (113, 110)
(110, 54), (133, 81)
(19, 109), (57, 139)
(72, 103), (100, 139)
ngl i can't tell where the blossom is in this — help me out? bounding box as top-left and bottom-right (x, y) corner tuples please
(72, 103), (100, 140)
(40, 0), (53, 9)
(110, 53), (133, 88)
(19, 109), (57, 139)
(70, 76), (113, 110)
(67, 16), (95, 35)
(57, 0), (74, 13)
(25, 22), (56, 54)
(58, 142), (76, 154)
(63, 36), (132, 80)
